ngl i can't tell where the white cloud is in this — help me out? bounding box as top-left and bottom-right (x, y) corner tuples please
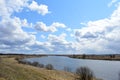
(40, 35), (46, 39)
(34, 22), (48, 32)
(0, 0), (70, 54)
(0, 17), (55, 54)
(0, 17), (37, 53)
(34, 22), (66, 32)
(105, 27), (120, 42)
(0, 0), (120, 54)
(66, 28), (72, 32)
(51, 22), (66, 28)
(73, 3), (120, 54)
(21, 19), (29, 27)
(0, 0), (29, 19)
(0, 0), (50, 20)
(28, 1), (50, 15)
(47, 33), (76, 54)
(48, 33), (67, 43)
(0, 0), (52, 54)
(108, 0), (118, 7)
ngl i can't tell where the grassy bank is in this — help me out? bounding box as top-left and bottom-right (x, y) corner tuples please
(0, 56), (74, 80)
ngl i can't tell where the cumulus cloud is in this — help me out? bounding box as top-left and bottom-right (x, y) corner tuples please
(47, 33), (76, 54)
(28, 1), (50, 15)
(0, 17), (54, 54)
(34, 22), (66, 32)
(0, 0), (50, 19)
(0, 0), (29, 19)
(0, 0), (68, 54)
(48, 33), (67, 43)
(0, 17), (36, 53)
(73, 3), (120, 54)
(0, 0), (120, 54)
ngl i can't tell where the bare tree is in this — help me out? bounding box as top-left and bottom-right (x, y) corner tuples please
(75, 66), (94, 80)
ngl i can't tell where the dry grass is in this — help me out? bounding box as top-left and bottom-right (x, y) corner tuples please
(0, 57), (75, 80)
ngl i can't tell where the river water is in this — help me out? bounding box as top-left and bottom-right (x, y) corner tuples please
(24, 56), (120, 80)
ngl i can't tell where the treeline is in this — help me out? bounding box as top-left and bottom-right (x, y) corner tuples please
(69, 54), (120, 61)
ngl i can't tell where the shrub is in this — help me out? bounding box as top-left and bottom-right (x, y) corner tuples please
(17, 59), (32, 65)
(75, 66), (94, 80)
(32, 62), (39, 67)
(15, 57), (19, 60)
(18, 60), (24, 64)
(38, 63), (44, 68)
(26, 61), (32, 65)
(45, 64), (54, 70)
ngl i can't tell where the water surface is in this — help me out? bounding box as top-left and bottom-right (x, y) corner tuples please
(24, 56), (120, 80)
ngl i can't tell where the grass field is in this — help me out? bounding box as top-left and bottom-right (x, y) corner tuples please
(0, 56), (75, 80)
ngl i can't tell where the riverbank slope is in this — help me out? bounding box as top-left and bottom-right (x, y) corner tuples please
(0, 56), (74, 80)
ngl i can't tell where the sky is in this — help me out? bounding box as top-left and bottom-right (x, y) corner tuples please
(0, 0), (120, 54)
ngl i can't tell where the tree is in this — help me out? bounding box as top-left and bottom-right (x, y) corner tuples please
(75, 66), (94, 80)
(82, 54), (86, 59)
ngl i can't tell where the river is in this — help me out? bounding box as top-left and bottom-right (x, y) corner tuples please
(23, 56), (120, 80)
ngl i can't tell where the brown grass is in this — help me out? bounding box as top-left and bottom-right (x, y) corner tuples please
(0, 57), (75, 80)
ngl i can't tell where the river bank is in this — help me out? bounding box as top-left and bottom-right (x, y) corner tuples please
(68, 54), (120, 61)
(0, 55), (75, 80)
(0, 54), (101, 80)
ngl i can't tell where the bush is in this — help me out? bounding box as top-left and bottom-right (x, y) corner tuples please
(38, 63), (44, 68)
(17, 59), (32, 65)
(15, 57), (19, 61)
(75, 66), (94, 80)
(32, 62), (39, 67)
(18, 60), (24, 64)
(45, 64), (54, 70)
(26, 61), (33, 65)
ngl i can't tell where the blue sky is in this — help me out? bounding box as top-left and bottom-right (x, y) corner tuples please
(0, 0), (120, 54)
